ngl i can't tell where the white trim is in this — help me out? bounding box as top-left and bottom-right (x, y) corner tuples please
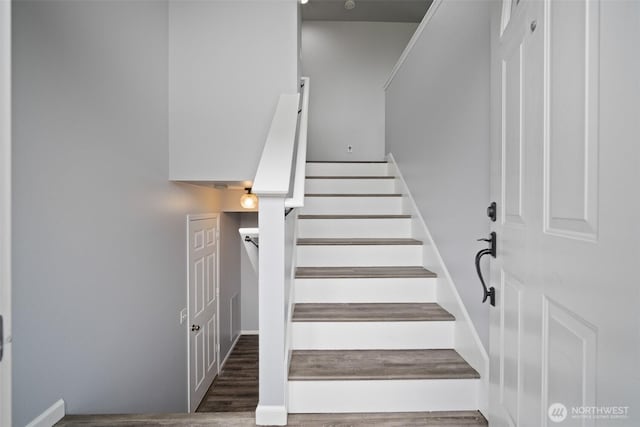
(240, 329), (259, 335)
(285, 76), (310, 208)
(387, 153), (489, 414)
(186, 213), (221, 412)
(383, 0), (444, 90)
(25, 399), (65, 427)
(255, 404), (287, 426)
(0, 1), (11, 424)
(252, 94), (301, 196)
(187, 213), (218, 222)
(220, 333), (242, 371)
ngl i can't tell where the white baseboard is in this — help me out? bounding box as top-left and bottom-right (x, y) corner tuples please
(26, 399), (65, 427)
(221, 333), (242, 371)
(255, 404), (287, 426)
(240, 329), (258, 335)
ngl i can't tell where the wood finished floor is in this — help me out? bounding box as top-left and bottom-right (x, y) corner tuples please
(297, 238), (422, 245)
(305, 175), (396, 179)
(57, 411), (488, 426)
(296, 266), (437, 279)
(196, 334), (258, 413)
(298, 214), (412, 219)
(305, 193), (403, 197)
(289, 349), (479, 381)
(292, 303), (454, 322)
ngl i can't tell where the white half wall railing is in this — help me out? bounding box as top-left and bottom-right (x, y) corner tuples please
(247, 77), (309, 426)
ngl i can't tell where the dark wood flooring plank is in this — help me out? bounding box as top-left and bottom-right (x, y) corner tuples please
(196, 335), (259, 413)
(305, 176), (395, 179)
(305, 193), (402, 197)
(288, 411), (487, 426)
(296, 266), (437, 279)
(56, 412), (256, 426)
(57, 411), (488, 426)
(298, 214), (412, 219)
(289, 349), (480, 380)
(297, 238), (422, 245)
(292, 303), (454, 322)
(306, 161), (388, 164)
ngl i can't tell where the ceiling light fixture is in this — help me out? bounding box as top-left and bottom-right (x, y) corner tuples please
(300, 0), (309, 4)
(344, 0), (356, 10)
(240, 188), (258, 209)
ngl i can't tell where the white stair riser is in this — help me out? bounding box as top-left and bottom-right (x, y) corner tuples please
(300, 197), (403, 215)
(291, 321), (454, 350)
(305, 179), (396, 194)
(288, 379), (479, 413)
(306, 163), (389, 176)
(297, 218), (412, 239)
(297, 245), (422, 267)
(295, 278), (437, 303)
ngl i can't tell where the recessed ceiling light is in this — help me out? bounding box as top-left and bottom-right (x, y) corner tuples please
(344, 0), (356, 10)
(300, 0), (309, 4)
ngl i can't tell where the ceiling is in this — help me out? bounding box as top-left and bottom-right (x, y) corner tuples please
(301, 0), (432, 23)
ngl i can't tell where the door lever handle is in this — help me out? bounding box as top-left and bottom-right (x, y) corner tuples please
(475, 232), (496, 306)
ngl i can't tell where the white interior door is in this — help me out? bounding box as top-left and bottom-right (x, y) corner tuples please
(0, 1), (11, 425)
(188, 215), (220, 412)
(489, 0), (640, 425)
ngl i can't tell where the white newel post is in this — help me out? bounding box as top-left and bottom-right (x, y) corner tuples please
(255, 195), (287, 426)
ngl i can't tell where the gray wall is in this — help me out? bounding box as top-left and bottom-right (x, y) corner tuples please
(385, 0), (492, 347)
(240, 213), (259, 332)
(219, 213), (242, 355)
(168, 0), (300, 182)
(302, 21), (417, 161)
(12, 1), (239, 423)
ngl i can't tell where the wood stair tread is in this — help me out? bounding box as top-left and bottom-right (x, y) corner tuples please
(292, 303), (454, 322)
(296, 266), (436, 278)
(306, 193), (402, 197)
(289, 349), (479, 380)
(298, 214), (411, 219)
(288, 411), (488, 426)
(306, 161), (388, 164)
(297, 238), (422, 246)
(305, 176), (395, 179)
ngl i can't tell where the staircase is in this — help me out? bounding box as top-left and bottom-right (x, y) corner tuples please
(288, 160), (486, 423)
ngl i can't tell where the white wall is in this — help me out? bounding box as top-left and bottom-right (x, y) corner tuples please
(11, 1), (238, 424)
(169, 0), (299, 182)
(302, 21), (417, 161)
(385, 1), (492, 347)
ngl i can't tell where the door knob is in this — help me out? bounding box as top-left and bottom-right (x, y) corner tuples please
(191, 324), (201, 332)
(475, 232), (496, 306)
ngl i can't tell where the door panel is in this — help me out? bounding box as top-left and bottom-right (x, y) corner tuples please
(502, 38), (524, 225)
(188, 216), (219, 412)
(490, 0), (640, 426)
(499, 271), (523, 426)
(544, 0), (599, 240)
